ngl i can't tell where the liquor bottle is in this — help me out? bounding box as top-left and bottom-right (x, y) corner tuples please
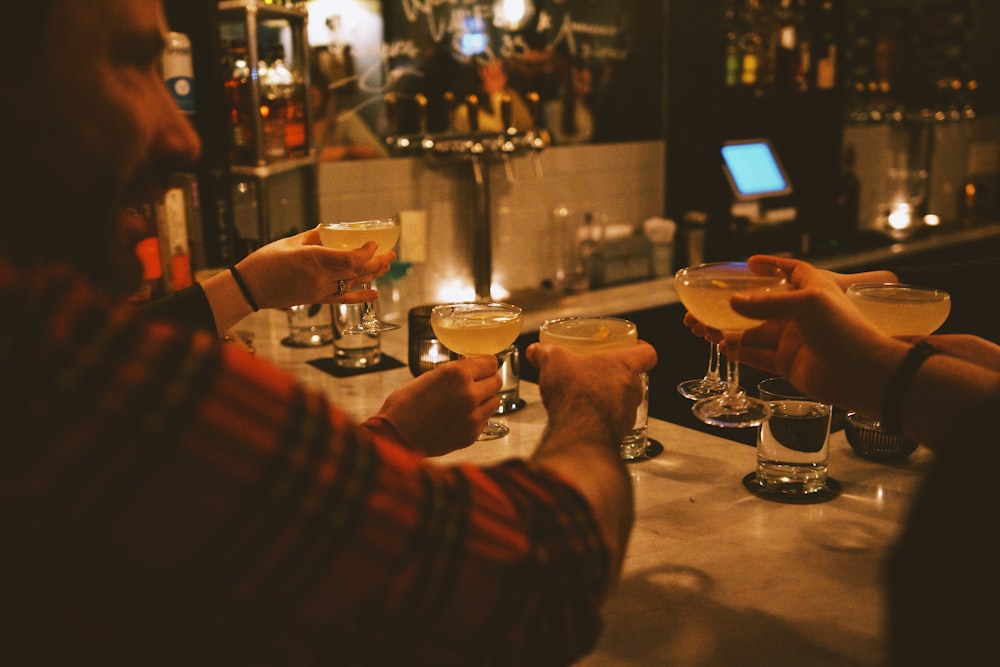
(813, 0), (838, 90)
(163, 32), (196, 115)
(739, 16), (763, 87)
(154, 185), (194, 292)
(126, 204), (166, 304)
(224, 42), (255, 164)
(271, 44), (307, 157)
(258, 47), (287, 160)
(754, 0), (777, 87)
(773, 0), (799, 95)
(722, 0), (745, 88)
(793, 0), (812, 93)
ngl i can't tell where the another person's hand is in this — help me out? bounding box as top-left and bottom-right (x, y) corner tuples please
(527, 342), (658, 446)
(233, 226), (394, 310)
(819, 266), (900, 292)
(682, 311), (724, 344)
(920, 334), (1000, 372)
(371, 356), (503, 456)
(731, 255), (900, 409)
(735, 255), (1000, 451)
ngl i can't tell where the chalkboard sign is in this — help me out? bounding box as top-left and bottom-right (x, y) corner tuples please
(306, 0), (661, 157)
(378, 0), (646, 143)
(382, 0), (637, 64)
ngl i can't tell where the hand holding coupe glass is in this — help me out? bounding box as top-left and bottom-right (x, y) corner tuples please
(675, 261), (789, 428)
(842, 281), (951, 451)
(319, 217), (401, 333)
(431, 302), (524, 440)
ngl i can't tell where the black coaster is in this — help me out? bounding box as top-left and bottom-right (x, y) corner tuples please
(742, 472), (842, 504)
(626, 438), (664, 463)
(281, 336), (332, 348)
(308, 355), (406, 378)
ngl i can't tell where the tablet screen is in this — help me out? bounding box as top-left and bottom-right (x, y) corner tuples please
(721, 139), (793, 200)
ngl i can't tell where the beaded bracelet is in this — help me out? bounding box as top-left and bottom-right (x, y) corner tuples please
(229, 265), (259, 312)
(880, 340), (938, 435)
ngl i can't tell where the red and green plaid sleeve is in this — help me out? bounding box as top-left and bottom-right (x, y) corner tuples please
(2, 261), (613, 666)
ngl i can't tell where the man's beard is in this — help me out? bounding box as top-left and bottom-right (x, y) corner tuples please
(0, 175), (145, 300)
(6, 126), (174, 299)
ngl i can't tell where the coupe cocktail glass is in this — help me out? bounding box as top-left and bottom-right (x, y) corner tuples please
(845, 282), (951, 442)
(319, 218), (401, 333)
(431, 302), (524, 440)
(674, 261), (789, 428)
(845, 283), (951, 336)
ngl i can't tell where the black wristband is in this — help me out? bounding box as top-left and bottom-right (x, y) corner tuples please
(229, 265), (259, 312)
(881, 340), (938, 435)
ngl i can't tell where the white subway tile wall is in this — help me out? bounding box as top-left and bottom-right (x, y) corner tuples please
(317, 141), (666, 307)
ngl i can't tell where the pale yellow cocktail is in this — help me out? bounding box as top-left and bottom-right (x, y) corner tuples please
(431, 302), (524, 440)
(845, 283), (951, 336)
(319, 219), (400, 252)
(674, 271), (789, 333)
(318, 217), (400, 333)
(538, 317), (637, 352)
(431, 303), (523, 357)
(674, 261), (788, 428)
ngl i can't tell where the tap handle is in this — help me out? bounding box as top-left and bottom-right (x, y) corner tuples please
(443, 91), (456, 131)
(465, 94), (480, 132)
(500, 93), (514, 134)
(385, 92), (399, 135)
(526, 91), (542, 128)
(415, 93), (428, 134)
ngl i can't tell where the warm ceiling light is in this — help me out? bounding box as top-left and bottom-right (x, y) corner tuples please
(493, 0), (535, 31)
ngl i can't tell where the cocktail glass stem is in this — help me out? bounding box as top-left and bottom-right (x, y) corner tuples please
(708, 342), (721, 382)
(724, 349), (742, 405)
(360, 283), (380, 325)
(677, 342), (726, 400)
(348, 281), (400, 333)
(693, 333), (769, 428)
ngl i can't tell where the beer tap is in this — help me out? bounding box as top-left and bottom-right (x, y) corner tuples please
(443, 90), (457, 133)
(384, 92), (404, 152)
(415, 93), (434, 152)
(525, 91), (547, 178)
(412, 88), (549, 303)
(498, 93), (517, 183)
(465, 94), (485, 185)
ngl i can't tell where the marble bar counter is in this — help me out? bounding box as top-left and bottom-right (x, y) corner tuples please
(241, 309), (932, 667)
(508, 222), (1000, 331)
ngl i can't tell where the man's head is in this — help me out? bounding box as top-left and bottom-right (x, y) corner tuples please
(1, 0), (201, 297)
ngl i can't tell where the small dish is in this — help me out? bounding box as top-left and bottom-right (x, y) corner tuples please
(845, 411), (919, 462)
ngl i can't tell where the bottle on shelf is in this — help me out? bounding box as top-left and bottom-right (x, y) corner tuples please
(739, 15), (763, 88)
(271, 44), (307, 158)
(224, 41), (256, 164)
(722, 0), (745, 88)
(258, 48), (287, 160)
(772, 0), (800, 95)
(813, 0), (838, 90)
(163, 31), (196, 115)
(127, 204), (166, 304)
(155, 185), (194, 293)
